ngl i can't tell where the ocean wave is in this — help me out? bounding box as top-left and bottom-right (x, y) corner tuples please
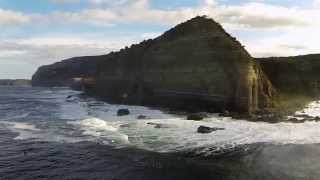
(4, 87), (320, 157)
(296, 100), (320, 117)
(110, 116), (320, 154)
(0, 121), (40, 131)
(0, 112), (31, 121)
(68, 117), (130, 145)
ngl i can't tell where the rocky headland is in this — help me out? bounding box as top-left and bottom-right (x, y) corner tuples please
(32, 16), (318, 122)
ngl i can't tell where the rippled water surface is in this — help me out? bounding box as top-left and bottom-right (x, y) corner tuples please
(1, 86), (320, 180)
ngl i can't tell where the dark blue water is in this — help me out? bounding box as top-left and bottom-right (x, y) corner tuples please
(1, 86), (320, 180)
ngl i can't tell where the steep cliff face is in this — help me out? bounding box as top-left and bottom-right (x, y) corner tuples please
(32, 55), (104, 87)
(85, 16), (276, 113)
(257, 54), (320, 96)
(32, 16), (276, 114)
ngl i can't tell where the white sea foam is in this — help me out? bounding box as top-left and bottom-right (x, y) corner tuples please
(62, 112), (320, 153)
(68, 117), (129, 144)
(58, 102), (89, 120)
(110, 117), (320, 152)
(69, 117), (118, 132)
(0, 121), (40, 131)
(296, 100), (320, 117)
(5, 87), (320, 155)
(0, 121), (43, 140)
(0, 120), (90, 143)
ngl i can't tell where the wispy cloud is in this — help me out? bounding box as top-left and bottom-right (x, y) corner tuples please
(1, 0), (320, 78)
(6, 0), (320, 30)
(0, 9), (30, 26)
(37, 0), (319, 30)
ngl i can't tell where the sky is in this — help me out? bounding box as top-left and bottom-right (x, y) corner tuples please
(0, 0), (320, 79)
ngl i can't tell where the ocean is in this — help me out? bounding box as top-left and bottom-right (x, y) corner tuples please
(1, 86), (320, 180)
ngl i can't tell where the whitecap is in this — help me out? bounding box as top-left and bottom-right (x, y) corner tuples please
(296, 100), (320, 117)
(68, 117), (129, 144)
(0, 121), (40, 131)
(69, 117), (118, 132)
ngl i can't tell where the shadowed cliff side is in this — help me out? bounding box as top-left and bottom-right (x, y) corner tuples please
(258, 54), (320, 95)
(32, 55), (104, 88)
(32, 16), (276, 115)
(257, 54), (320, 113)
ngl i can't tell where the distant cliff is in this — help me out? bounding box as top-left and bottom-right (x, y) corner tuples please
(0, 79), (31, 86)
(32, 16), (276, 115)
(32, 55), (103, 87)
(257, 54), (320, 95)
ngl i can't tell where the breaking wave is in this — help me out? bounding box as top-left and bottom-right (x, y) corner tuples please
(3, 87), (320, 156)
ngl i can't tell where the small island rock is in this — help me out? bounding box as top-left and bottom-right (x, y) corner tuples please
(197, 126), (225, 134)
(187, 113), (209, 121)
(117, 109), (130, 116)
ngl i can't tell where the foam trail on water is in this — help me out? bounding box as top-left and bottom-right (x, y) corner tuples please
(4, 87), (320, 156)
(0, 121), (40, 131)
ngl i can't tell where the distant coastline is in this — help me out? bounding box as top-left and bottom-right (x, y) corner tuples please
(0, 79), (31, 87)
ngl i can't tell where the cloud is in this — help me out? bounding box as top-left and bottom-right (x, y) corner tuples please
(213, 3), (315, 29)
(0, 34), (141, 78)
(244, 27), (320, 57)
(3, 0), (319, 30)
(35, 1), (319, 30)
(88, 0), (129, 6)
(1, 0), (320, 78)
(0, 36), (129, 62)
(141, 32), (162, 39)
(0, 9), (30, 26)
(314, 0), (320, 7)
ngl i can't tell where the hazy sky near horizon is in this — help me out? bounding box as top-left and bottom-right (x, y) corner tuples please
(0, 0), (320, 79)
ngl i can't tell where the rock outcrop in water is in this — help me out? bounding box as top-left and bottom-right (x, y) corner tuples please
(32, 16), (276, 115)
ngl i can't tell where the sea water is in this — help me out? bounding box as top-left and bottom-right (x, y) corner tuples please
(1, 86), (320, 180)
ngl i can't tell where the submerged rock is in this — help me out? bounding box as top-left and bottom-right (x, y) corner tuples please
(117, 109), (130, 116)
(187, 113), (209, 121)
(314, 116), (320, 122)
(120, 123), (137, 128)
(287, 118), (303, 123)
(119, 124), (131, 128)
(197, 126), (225, 134)
(137, 115), (151, 120)
(147, 122), (177, 129)
(66, 95), (77, 102)
(294, 114), (312, 119)
(219, 110), (231, 117)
